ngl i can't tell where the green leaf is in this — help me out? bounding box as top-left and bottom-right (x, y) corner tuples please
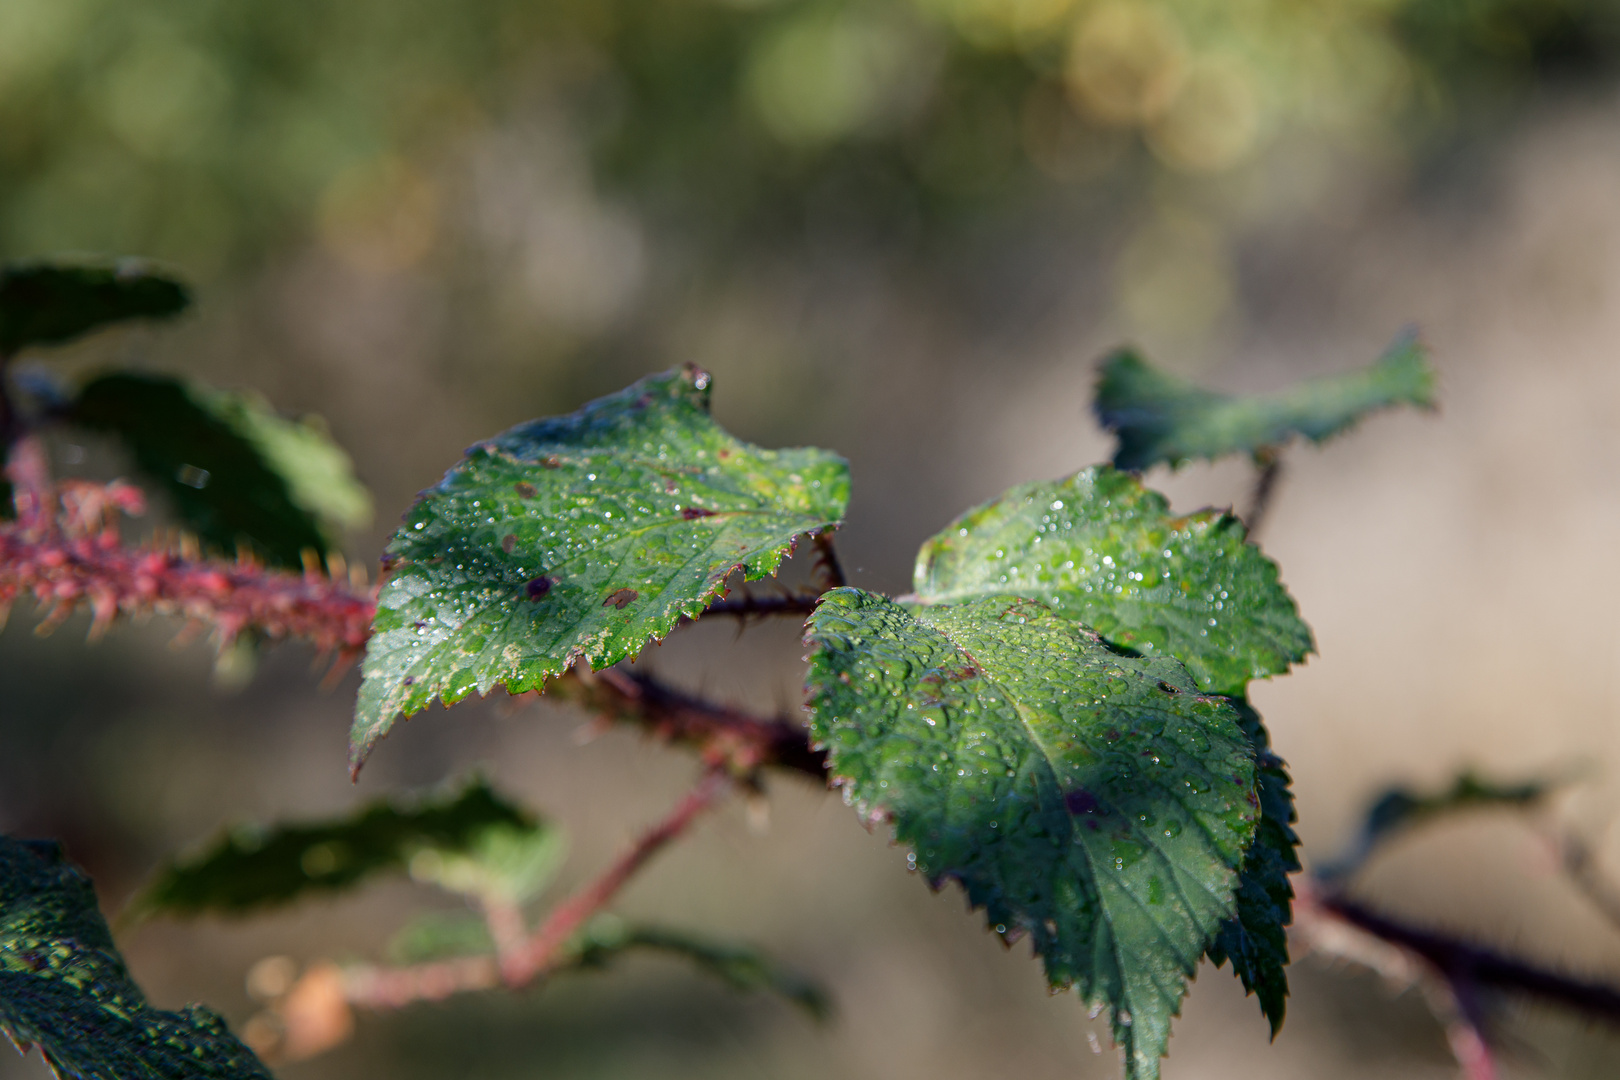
(572, 917), (833, 1021)
(69, 372), (371, 569)
(0, 259), (190, 356)
(912, 466), (1311, 696)
(805, 589), (1258, 1080)
(1095, 331), (1435, 471)
(1204, 699), (1298, 1037)
(126, 778), (542, 919)
(405, 818), (567, 907)
(353, 365), (849, 766)
(0, 836), (272, 1080)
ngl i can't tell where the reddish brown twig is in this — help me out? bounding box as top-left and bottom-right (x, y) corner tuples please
(546, 668), (827, 781)
(812, 530), (845, 590)
(700, 589), (821, 620)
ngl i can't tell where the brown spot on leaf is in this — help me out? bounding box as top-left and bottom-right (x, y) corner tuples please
(501, 534), (517, 554)
(526, 577), (554, 600)
(682, 506), (716, 520)
(514, 482), (537, 498)
(542, 456), (561, 469)
(603, 588), (638, 609)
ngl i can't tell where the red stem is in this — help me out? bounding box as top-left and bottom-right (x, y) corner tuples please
(499, 769), (729, 986)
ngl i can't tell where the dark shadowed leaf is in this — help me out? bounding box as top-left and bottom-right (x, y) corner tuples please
(1204, 699), (1298, 1036)
(1095, 331), (1435, 471)
(127, 778), (543, 919)
(912, 467), (1311, 695)
(353, 365), (849, 767)
(805, 589), (1257, 1080)
(0, 260), (190, 356)
(0, 836), (272, 1080)
(69, 372), (371, 569)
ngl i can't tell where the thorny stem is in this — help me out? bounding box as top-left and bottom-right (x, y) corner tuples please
(1243, 447), (1283, 537)
(699, 588), (821, 621)
(545, 667), (829, 782)
(342, 770), (731, 1008)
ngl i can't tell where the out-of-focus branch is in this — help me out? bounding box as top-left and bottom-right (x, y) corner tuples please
(1551, 827), (1620, 935)
(545, 667), (828, 782)
(499, 769), (729, 985)
(1243, 447), (1283, 537)
(336, 770), (730, 1012)
(1297, 881), (1620, 1025)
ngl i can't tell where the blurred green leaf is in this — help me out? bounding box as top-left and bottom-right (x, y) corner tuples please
(0, 259), (189, 356)
(406, 818), (567, 907)
(1, 836), (272, 1080)
(127, 777), (544, 919)
(69, 371), (371, 568)
(1322, 769), (1559, 880)
(1204, 699), (1299, 1037)
(386, 911), (498, 965)
(912, 466), (1311, 696)
(353, 364), (849, 768)
(805, 588), (1257, 1080)
(385, 912), (832, 1021)
(572, 917), (832, 1022)
(1095, 331), (1435, 471)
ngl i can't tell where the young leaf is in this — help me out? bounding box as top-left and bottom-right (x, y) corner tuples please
(0, 836), (272, 1080)
(0, 259), (190, 357)
(1320, 769), (1557, 881)
(912, 467), (1311, 695)
(572, 917), (833, 1021)
(405, 818), (567, 907)
(352, 365), (849, 766)
(1204, 699), (1298, 1036)
(1095, 331), (1435, 471)
(70, 372), (371, 569)
(127, 778), (542, 919)
(805, 589), (1258, 1080)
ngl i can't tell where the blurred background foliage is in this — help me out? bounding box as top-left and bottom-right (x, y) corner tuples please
(10, 0), (1620, 1078)
(4, 0), (1619, 349)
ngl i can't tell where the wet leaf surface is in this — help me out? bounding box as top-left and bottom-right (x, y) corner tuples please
(353, 365), (848, 764)
(805, 589), (1257, 1080)
(913, 467), (1311, 695)
(0, 836), (272, 1080)
(1095, 331), (1434, 470)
